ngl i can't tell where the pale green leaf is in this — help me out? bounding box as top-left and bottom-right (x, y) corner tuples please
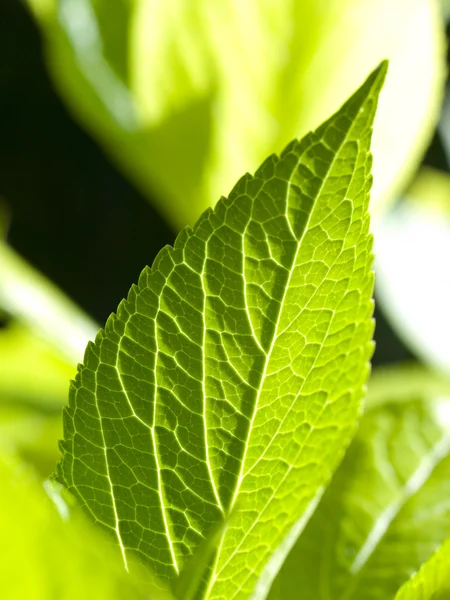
(395, 538), (450, 600)
(440, 0), (450, 20)
(26, 0), (444, 228)
(57, 66), (384, 598)
(0, 453), (171, 600)
(366, 364), (450, 410)
(270, 366), (450, 599)
(0, 242), (97, 365)
(0, 404), (62, 475)
(374, 168), (450, 373)
(0, 323), (73, 475)
(0, 323), (74, 407)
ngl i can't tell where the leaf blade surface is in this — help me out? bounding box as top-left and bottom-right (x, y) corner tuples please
(58, 65), (386, 598)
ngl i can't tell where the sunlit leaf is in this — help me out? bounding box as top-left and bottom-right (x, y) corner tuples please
(0, 323), (74, 407)
(0, 242), (97, 475)
(0, 404), (61, 475)
(57, 65), (385, 597)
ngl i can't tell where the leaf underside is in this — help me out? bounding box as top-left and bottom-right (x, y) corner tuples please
(57, 64), (386, 599)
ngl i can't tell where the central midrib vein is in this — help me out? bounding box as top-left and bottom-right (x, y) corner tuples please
(205, 117), (360, 598)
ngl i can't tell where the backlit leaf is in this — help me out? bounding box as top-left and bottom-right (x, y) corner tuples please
(57, 65), (385, 598)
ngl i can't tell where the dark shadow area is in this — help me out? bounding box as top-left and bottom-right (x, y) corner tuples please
(0, 0), (174, 324)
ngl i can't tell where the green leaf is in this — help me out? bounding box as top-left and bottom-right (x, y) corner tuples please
(0, 323), (73, 475)
(364, 363), (450, 410)
(0, 241), (97, 473)
(0, 323), (74, 408)
(441, 0), (450, 18)
(0, 242), (98, 365)
(26, 0), (444, 228)
(171, 518), (229, 600)
(395, 538), (450, 600)
(0, 403), (62, 476)
(0, 452), (172, 600)
(57, 65), (385, 598)
(270, 366), (450, 599)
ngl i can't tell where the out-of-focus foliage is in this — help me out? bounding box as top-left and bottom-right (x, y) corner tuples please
(375, 168), (450, 373)
(0, 323), (74, 407)
(26, 0), (445, 228)
(0, 323), (71, 473)
(0, 241), (97, 365)
(0, 242), (97, 475)
(0, 208), (98, 471)
(0, 404), (61, 475)
(367, 364), (450, 408)
(269, 365), (450, 598)
(0, 453), (171, 600)
(440, 0), (450, 18)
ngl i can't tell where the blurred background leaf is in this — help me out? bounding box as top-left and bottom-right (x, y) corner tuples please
(0, 241), (97, 364)
(0, 322), (73, 474)
(441, 0), (450, 19)
(269, 365), (450, 599)
(375, 168), (450, 373)
(0, 226), (97, 475)
(24, 0), (446, 229)
(0, 452), (172, 599)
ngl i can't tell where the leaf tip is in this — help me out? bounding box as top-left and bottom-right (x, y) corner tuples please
(374, 59), (389, 81)
(358, 59), (389, 103)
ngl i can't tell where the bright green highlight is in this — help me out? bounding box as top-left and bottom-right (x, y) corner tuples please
(375, 167), (450, 373)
